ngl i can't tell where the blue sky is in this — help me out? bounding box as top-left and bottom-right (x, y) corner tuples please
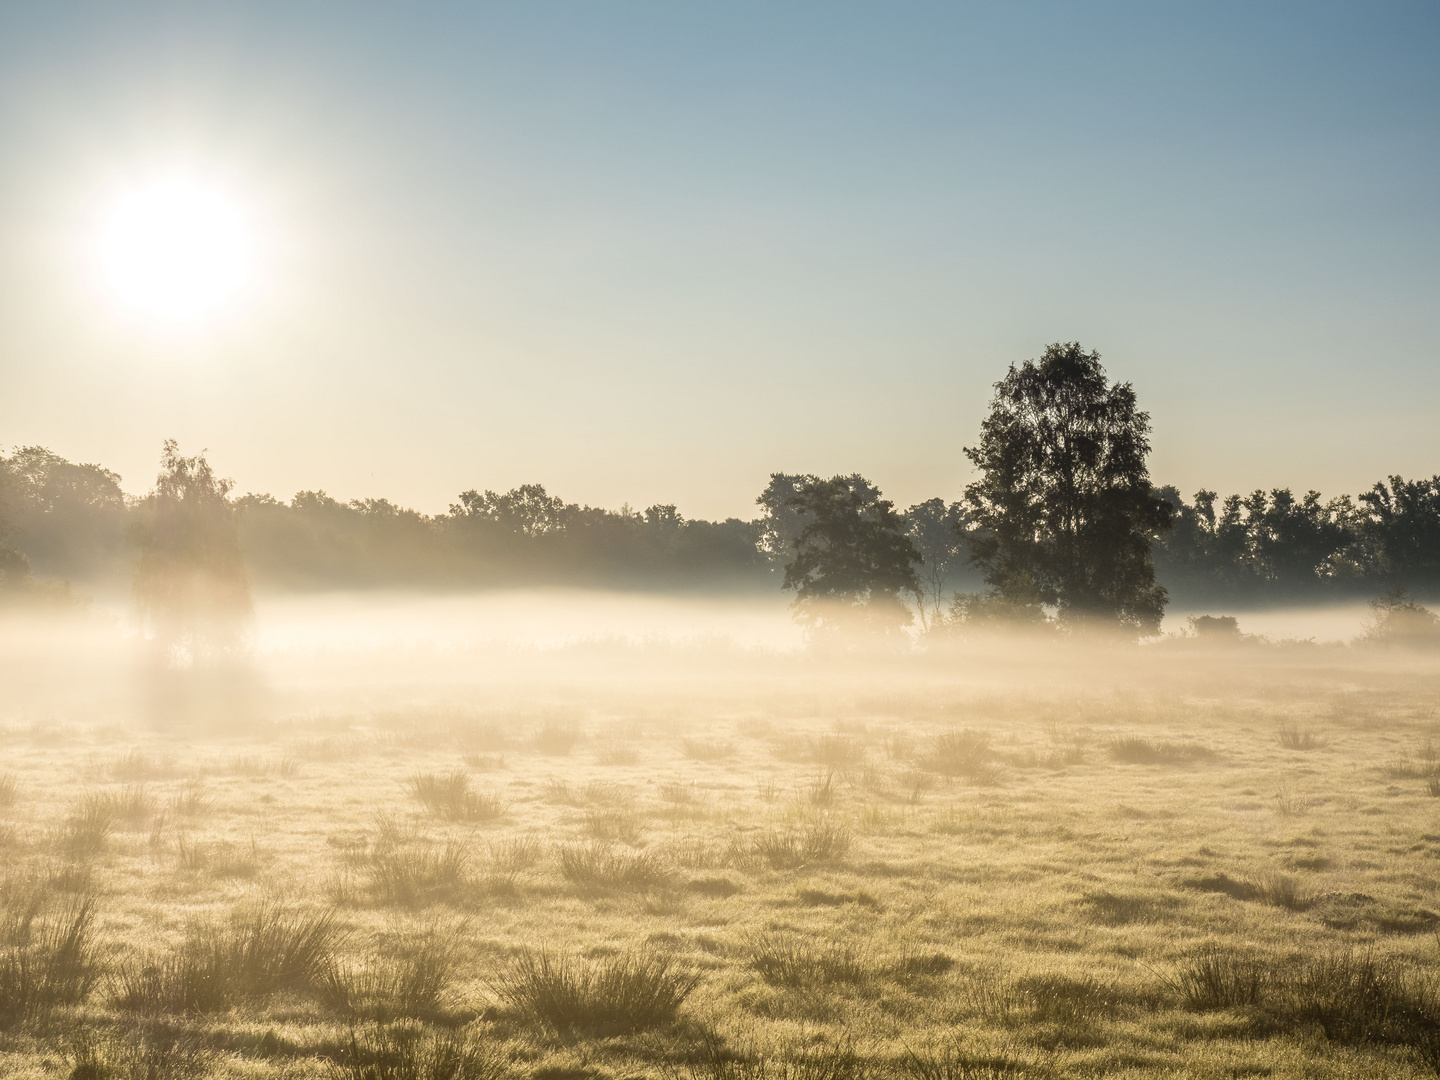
(0, 2), (1436, 517)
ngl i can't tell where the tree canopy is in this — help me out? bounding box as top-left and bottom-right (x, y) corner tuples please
(963, 342), (1173, 634)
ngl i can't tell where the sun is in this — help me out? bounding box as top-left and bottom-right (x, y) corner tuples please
(93, 174), (257, 330)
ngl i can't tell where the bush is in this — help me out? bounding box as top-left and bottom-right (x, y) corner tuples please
(408, 771), (504, 823)
(496, 947), (699, 1034)
(113, 902), (344, 1013)
(327, 1022), (500, 1080)
(558, 842), (672, 893)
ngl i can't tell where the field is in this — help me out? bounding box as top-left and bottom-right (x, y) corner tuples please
(3, 608), (1440, 1079)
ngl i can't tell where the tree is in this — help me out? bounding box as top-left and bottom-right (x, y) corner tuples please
(964, 343), (1173, 634)
(132, 441), (252, 662)
(773, 474), (921, 634)
(903, 497), (969, 628)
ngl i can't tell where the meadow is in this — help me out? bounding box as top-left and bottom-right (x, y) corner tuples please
(2, 609), (1439, 1079)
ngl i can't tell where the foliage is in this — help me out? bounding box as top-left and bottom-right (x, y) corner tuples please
(963, 343), (1173, 634)
(131, 441), (252, 661)
(774, 474), (922, 635)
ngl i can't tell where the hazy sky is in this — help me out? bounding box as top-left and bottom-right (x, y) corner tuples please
(1, 2), (1436, 519)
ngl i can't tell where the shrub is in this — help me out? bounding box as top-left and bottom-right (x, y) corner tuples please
(0, 897), (99, 1024)
(113, 903), (344, 1013)
(407, 771), (504, 823)
(327, 1022), (500, 1080)
(558, 842), (672, 893)
(496, 947), (699, 1034)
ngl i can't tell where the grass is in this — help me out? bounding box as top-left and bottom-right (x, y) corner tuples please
(407, 770), (504, 823)
(7, 631), (1440, 1077)
(0, 775), (16, 807)
(558, 842), (673, 893)
(112, 902), (345, 1013)
(327, 1022), (500, 1080)
(744, 821), (851, 870)
(495, 947), (699, 1034)
(1106, 737), (1216, 765)
(0, 897), (99, 1024)
(1278, 720), (1324, 750)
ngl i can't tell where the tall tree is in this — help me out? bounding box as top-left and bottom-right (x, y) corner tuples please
(776, 474), (921, 634)
(964, 343), (1173, 634)
(132, 441), (252, 662)
(903, 497), (969, 628)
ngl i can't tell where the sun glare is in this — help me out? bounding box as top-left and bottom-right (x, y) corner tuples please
(93, 175), (256, 330)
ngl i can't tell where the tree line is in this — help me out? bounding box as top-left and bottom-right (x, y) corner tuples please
(3, 343), (1438, 629)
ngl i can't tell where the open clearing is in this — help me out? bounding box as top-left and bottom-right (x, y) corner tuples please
(2, 615), (1439, 1078)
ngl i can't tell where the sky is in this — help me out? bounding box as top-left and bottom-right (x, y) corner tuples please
(0, 1), (1436, 520)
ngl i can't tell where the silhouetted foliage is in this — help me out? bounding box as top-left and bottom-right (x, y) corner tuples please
(775, 474), (921, 634)
(904, 498), (970, 627)
(964, 343), (1173, 634)
(132, 441), (252, 661)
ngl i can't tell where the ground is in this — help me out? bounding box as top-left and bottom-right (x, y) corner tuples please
(1, 617), (1438, 1078)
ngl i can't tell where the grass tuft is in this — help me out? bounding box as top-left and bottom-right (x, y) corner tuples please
(327, 1021), (500, 1080)
(558, 842), (673, 893)
(407, 771), (504, 823)
(0, 897), (99, 1024)
(924, 730), (997, 782)
(112, 902), (345, 1013)
(745, 822), (851, 871)
(1107, 737), (1215, 765)
(495, 947), (699, 1034)
(326, 923), (466, 1021)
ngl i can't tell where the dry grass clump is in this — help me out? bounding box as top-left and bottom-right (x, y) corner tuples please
(326, 924), (466, 1021)
(744, 821), (851, 871)
(60, 794), (116, 857)
(923, 730), (997, 782)
(1106, 738), (1215, 765)
(1277, 720), (1324, 750)
(746, 932), (872, 987)
(110, 748), (174, 782)
(166, 780), (213, 817)
(327, 1021), (501, 1080)
(0, 775), (17, 808)
(1385, 738), (1440, 780)
(808, 735), (864, 767)
(660, 780), (699, 804)
(901, 1040), (1031, 1080)
(486, 836), (544, 882)
(676, 1033), (864, 1080)
(558, 842), (673, 893)
(495, 947), (699, 1034)
(584, 807), (645, 845)
(63, 1025), (217, 1080)
(462, 753), (506, 771)
(1171, 945), (1270, 1009)
(408, 771), (504, 823)
(0, 896), (99, 1024)
(366, 838), (473, 907)
(596, 743), (640, 766)
(175, 834), (262, 878)
(534, 724), (580, 756)
(1180, 871), (1312, 911)
(974, 971), (1119, 1034)
(112, 902), (344, 1013)
(683, 738), (734, 762)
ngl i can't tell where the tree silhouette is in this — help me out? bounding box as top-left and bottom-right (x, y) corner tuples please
(132, 441), (252, 663)
(778, 474), (921, 635)
(964, 343), (1173, 634)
